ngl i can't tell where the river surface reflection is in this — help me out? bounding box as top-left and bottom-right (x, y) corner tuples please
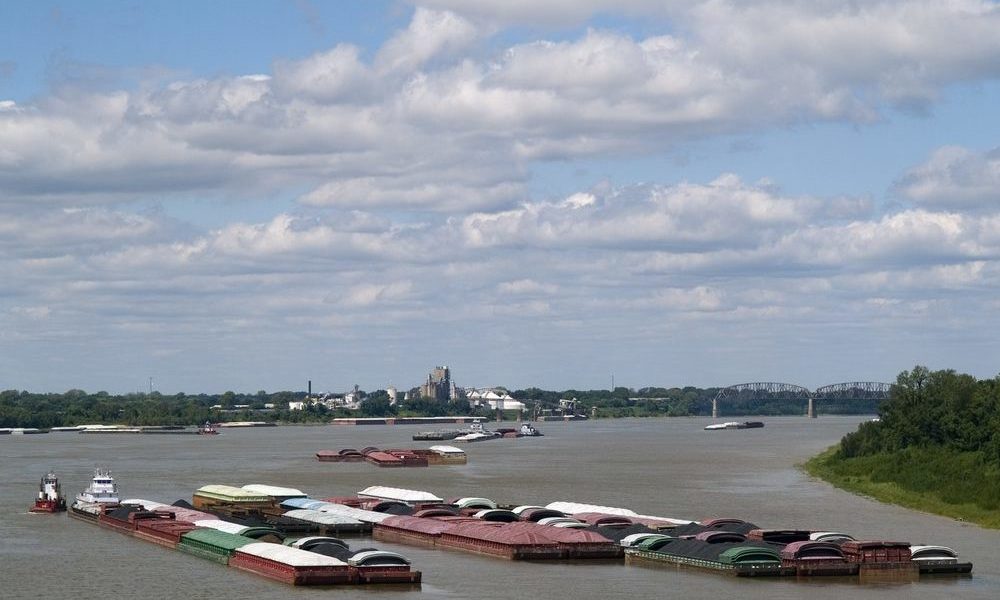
(2, 416), (997, 599)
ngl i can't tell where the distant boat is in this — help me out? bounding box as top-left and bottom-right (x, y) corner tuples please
(197, 421), (219, 435)
(704, 421), (765, 430)
(453, 420), (501, 442)
(518, 423), (543, 437)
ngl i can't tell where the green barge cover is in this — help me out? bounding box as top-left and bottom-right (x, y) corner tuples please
(719, 546), (781, 566)
(178, 529), (255, 564)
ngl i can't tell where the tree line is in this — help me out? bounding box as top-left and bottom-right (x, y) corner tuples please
(838, 366), (1000, 462)
(1, 382), (886, 428)
(814, 366), (1000, 520)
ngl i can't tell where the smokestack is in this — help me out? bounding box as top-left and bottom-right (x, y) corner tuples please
(308, 380), (312, 399)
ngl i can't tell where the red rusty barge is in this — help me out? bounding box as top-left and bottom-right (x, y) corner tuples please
(229, 542), (354, 585)
(373, 515), (620, 560)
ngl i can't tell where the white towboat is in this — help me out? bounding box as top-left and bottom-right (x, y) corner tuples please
(75, 468), (120, 505)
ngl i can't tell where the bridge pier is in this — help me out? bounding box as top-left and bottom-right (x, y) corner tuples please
(807, 397), (815, 418)
(712, 398), (718, 419)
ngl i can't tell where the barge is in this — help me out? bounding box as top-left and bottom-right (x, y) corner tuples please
(177, 528), (255, 564)
(317, 446), (465, 466)
(413, 430), (461, 441)
(229, 542), (353, 585)
(704, 421), (765, 430)
(423, 446), (467, 464)
(54, 477), (975, 586)
(1, 427), (47, 434)
(281, 509), (369, 535)
(134, 518), (198, 548)
(192, 485), (274, 510)
(624, 536), (789, 577)
(316, 449), (366, 462)
(333, 416), (478, 426)
(359, 485), (443, 504)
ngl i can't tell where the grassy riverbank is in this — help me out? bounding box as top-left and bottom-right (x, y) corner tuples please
(804, 446), (1000, 529)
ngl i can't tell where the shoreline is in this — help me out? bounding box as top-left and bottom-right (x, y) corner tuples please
(802, 446), (1000, 530)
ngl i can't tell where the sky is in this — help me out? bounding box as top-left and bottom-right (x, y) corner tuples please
(1, 1), (999, 394)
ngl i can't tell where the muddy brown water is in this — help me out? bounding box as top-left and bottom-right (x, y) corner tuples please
(2, 416), (997, 599)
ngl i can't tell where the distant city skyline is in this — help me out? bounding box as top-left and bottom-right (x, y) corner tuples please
(1, 1), (999, 394)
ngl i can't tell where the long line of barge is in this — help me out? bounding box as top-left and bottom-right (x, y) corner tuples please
(61, 473), (973, 586)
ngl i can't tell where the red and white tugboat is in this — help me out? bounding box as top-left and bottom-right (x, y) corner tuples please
(30, 471), (67, 513)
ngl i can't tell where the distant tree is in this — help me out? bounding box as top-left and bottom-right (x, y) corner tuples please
(360, 396), (394, 417)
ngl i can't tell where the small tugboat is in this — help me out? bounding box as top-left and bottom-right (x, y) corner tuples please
(69, 467), (121, 521)
(197, 421), (219, 435)
(29, 471), (67, 513)
(518, 423), (543, 437)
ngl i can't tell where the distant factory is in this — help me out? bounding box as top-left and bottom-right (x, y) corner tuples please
(289, 364), (527, 413)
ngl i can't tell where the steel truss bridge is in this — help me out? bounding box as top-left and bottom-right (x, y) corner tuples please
(712, 381), (892, 418)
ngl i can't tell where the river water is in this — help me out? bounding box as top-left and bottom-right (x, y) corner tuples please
(2, 416), (998, 599)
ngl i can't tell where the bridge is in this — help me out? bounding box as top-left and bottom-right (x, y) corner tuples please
(712, 381), (892, 418)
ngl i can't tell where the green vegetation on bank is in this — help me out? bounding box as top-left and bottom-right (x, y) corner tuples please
(2, 380), (884, 429)
(804, 366), (1000, 528)
(512, 386), (878, 418)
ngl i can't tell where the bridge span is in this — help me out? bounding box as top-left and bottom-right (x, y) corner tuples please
(712, 381), (891, 418)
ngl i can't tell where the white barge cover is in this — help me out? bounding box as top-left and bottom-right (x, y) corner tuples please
(358, 485), (443, 504)
(428, 445), (465, 454)
(193, 519), (247, 535)
(545, 501), (693, 525)
(236, 542), (347, 567)
(910, 545), (958, 561)
(349, 550), (411, 566)
(454, 497), (497, 509)
(241, 484), (306, 498)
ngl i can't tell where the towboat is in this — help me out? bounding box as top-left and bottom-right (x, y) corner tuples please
(69, 467), (121, 521)
(453, 420), (501, 442)
(518, 424), (543, 437)
(198, 421), (219, 435)
(75, 468), (120, 505)
(30, 471), (67, 513)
